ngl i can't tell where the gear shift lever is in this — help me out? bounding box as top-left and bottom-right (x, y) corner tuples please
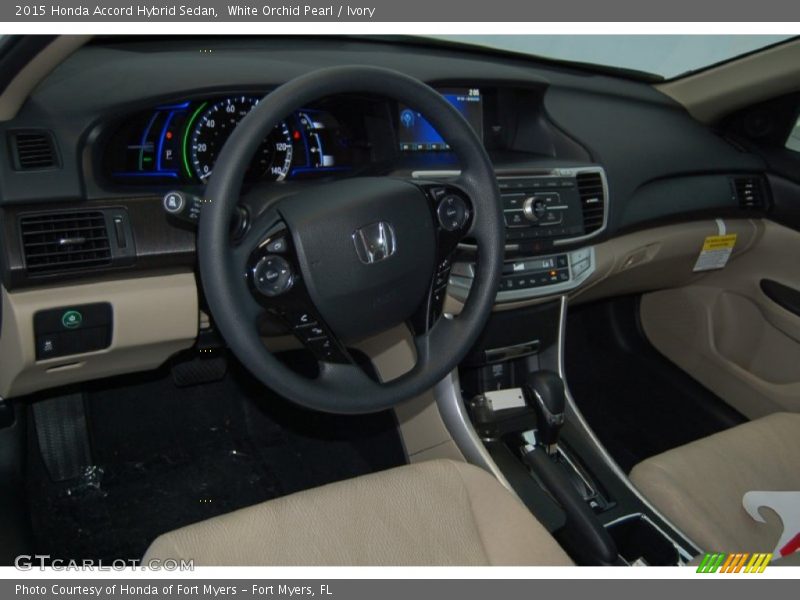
(522, 370), (566, 453)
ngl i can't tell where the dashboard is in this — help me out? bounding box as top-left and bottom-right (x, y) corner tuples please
(1, 35), (796, 401)
(0, 36), (783, 295)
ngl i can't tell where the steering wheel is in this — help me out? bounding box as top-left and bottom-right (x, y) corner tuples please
(199, 66), (504, 414)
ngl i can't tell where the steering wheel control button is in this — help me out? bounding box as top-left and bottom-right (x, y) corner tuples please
(252, 255), (293, 297)
(266, 237), (288, 253)
(61, 310), (83, 329)
(436, 195), (469, 231)
(296, 325), (327, 343)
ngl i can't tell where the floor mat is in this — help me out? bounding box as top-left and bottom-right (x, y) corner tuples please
(25, 355), (406, 561)
(565, 296), (746, 474)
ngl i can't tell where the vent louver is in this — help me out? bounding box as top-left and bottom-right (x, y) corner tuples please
(731, 176), (768, 210)
(20, 211), (112, 275)
(9, 130), (59, 170)
(576, 171), (605, 234)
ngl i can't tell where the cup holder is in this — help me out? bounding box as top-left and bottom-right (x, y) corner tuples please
(606, 514), (683, 566)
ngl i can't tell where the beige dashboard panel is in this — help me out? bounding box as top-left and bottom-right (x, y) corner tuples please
(641, 220), (800, 418)
(443, 219), (759, 314)
(0, 272), (198, 399)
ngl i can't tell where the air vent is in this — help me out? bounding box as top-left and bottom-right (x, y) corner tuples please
(9, 130), (59, 170)
(20, 211), (112, 275)
(731, 176), (768, 210)
(576, 171), (606, 234)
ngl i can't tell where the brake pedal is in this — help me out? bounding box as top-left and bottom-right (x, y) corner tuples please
(32, 393), (93, 482)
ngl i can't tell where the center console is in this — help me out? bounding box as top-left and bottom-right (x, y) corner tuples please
(436, 298), (700, 565)
(427, 165), (700, 564)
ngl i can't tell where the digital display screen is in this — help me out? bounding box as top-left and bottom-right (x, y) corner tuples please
(398, 88), (483, 152)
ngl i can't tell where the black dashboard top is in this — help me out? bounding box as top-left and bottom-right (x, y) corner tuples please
(0, 35), (770, 278)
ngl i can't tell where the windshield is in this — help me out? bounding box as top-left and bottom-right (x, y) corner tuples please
(426, 35), (793, 79)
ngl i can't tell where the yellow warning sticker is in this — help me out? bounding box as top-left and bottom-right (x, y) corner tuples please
(694, 234), (737, 272)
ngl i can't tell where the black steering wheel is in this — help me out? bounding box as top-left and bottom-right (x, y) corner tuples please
(199, 66), (504, 414)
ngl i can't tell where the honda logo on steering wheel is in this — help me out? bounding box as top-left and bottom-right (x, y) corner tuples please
(352, 221), (397, 264)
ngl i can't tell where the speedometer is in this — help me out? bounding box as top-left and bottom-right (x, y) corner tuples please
(187, 96), (293, 182)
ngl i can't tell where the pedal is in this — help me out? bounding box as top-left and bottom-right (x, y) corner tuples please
(31, 393), (93, 482)
(171, 328), (228, 387)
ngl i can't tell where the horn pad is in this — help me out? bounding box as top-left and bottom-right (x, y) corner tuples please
(279, 178), (437, 342)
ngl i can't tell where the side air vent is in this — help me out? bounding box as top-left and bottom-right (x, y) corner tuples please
(576, 171), (606, 234)
(731, 176), (768, 210)
(8, 130), (59, 170)
(20, 211), (112, 275)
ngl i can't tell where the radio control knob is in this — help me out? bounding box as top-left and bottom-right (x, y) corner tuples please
(523, 197), (547, 222)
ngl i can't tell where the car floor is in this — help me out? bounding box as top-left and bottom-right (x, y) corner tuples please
(564, 295), (747, 474)
(24, 353), (406, 562)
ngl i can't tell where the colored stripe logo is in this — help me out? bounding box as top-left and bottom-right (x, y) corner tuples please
(696, 552), (772, 573)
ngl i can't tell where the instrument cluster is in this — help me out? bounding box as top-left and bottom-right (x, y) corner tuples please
(103, 94), (358, 186)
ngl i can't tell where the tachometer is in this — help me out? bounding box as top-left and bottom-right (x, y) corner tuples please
(186, 96), (293, 182)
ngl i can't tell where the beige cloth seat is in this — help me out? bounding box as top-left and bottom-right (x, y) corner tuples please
(143, 459), (572, 566)
(630, 412), (800, 556)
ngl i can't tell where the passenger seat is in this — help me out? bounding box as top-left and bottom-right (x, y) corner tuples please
(629, 412), (800, 563)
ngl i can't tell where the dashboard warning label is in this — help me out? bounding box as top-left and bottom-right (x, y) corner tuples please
(693, 234), (737, 272)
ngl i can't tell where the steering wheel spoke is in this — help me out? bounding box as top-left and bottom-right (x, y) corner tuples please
(407, 181), (474, 334)
(237, 212), (352, 365)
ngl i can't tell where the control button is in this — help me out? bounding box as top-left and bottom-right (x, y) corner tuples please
(296, 325), (327, 343)
(557, 269), (570, 282)
(572, 258), (590, 276)
(556, 255), (569, 268)
(504, 210), (527, 228)
(281, 308), (317, 329)
(307, 336), (342, 361)
(252, 255), (293, 297)
(61, 310), (83, 330)
(436, 195), (469, 231)
(429, 186), (448, 201)
(163, 191), (185, 214)
(36, 333), (60, 359)
(502, 194), (524, 210)
(571, 248), (591, 263)
(265, 237), (288, 253)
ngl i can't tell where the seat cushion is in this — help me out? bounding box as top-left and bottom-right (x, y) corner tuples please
(630, 412), (800, 553)
(143, 459), (572, 566)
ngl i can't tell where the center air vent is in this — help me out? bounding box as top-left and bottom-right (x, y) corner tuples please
(576, 171), (606, 234)
(20, 211), (112, 275)
(9, 130), (59, 171)
(731, 176), (768, 210)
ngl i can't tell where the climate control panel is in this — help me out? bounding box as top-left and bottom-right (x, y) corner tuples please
(449, 247), (596, 303)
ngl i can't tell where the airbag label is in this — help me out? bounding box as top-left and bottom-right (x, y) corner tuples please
(693, 234), (737, 272)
